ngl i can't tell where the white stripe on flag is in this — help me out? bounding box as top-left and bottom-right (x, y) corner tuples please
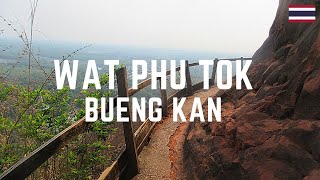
(289, 8), (316, 11)
(289, 16), (316, 20)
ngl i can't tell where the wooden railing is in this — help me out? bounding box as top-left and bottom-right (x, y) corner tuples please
(0, 57), (251, 180)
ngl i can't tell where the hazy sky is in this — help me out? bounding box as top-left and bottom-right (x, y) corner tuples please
(0, 0), (279, 54)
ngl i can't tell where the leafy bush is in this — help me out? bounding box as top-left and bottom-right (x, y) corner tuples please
(0, 72), (118, 179)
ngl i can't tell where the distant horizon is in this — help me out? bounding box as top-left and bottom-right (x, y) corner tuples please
(0, 0), (279, 55)
(0, 37), (251, 61)
(0, 27), (267, 57)
(0, 35), (252, 55)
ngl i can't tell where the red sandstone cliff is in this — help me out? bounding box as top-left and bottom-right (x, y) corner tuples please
(183, 0), (320, 179)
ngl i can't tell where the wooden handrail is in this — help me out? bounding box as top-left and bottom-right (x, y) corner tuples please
(0, 97), (118, 180)
(188, 62), (200, 67)
(0, 117), (88, 180)
(219, 57), (252, 61)
(0, 57), (251, 180)
(128, 78), (152, 96)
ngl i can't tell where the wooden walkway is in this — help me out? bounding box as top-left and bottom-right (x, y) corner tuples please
(133, 87), (218, 179)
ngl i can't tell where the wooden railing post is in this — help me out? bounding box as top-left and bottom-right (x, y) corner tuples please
(185, 60), (193, 96)
(116, 67), (139, 179)
(159, 77), (168, 117)
(240, 57), (244, 70)
(211, 58), (219, 86)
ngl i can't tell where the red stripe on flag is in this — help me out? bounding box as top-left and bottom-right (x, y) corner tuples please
(288, 4), (316, 8)
(288, 20), (316, 23)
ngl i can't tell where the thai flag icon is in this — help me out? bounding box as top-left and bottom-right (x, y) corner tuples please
(288, 4), (316, 23)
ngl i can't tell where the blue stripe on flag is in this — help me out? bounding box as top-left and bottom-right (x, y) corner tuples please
(289, 11), (316, 16)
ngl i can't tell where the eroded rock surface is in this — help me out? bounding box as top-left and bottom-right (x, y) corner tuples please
(184, 0), (320, 179)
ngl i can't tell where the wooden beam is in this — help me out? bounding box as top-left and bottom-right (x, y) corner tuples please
(157, 66), (181, 81)
(98, 149), (128, 180)
(219, 57), (252, 61)
(193, 81), (205, 92)
(134, 119), (156, 154)
(159, 77), (168, 117)
(241, 57), (244, 70)
(185, 60), (193, 96)
(211, 58), (219, 86)
(116, 67), (139, 179)
(188, 62), (199, 67)
(167, 88), (187, 106)
(0, 117), (89, 180)
(128, 78), (152, 97)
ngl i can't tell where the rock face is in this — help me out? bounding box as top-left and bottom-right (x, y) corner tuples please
(184, 0), (320, 179)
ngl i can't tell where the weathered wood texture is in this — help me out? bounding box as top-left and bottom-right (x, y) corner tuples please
(159, 77), (168, 117)
(211, 58), (219, 86)
(134, 119), (156, 154)
(241, 57), (244, 70)
(167, 88), (187, 107)
(0, 117), (89, 180)
(185, 60), (193, 96)
(219, 57), (252, 61)
(98, 149), (128, 180)
(116, 67), (139, 179)
(188, 62), (200, 67)
(193, 81), (205, 92)
(128, 78), (152, 96)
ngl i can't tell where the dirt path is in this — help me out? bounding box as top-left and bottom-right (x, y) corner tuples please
(133, 87), (218, 180)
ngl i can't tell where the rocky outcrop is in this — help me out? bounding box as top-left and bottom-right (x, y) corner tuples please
(184, 0), (320, 179)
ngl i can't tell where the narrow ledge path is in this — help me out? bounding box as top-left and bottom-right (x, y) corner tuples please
(133, 87), (218, 180)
